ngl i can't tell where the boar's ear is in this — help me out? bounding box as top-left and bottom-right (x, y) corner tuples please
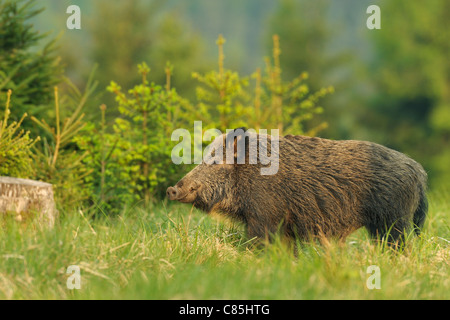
(225, 127), (249, 164)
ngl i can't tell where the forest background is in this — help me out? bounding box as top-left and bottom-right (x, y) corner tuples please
(0, 0), (449, 301)
(1, 0), (449, 214)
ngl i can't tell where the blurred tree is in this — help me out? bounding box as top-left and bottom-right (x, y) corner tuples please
(253, 34), (333, 136)
(268, 0), (330, 88)
(150, 11), (209, 100)
(89, 0), (157, 107)
(90, 0), (206, 113)
(0, 0), (63, 132)
(180, 0), (275, 74)
(267, 0), (352, 137)
(366, 0), (450, 187)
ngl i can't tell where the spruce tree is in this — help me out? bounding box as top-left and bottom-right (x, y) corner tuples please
(0, 0), (62, 130)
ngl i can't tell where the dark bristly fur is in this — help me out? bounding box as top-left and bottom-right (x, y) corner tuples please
(167, 129), (428, 245)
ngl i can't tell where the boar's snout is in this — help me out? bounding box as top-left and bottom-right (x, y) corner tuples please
(167, 180), (201, 203)
(166, 186), (179, 200)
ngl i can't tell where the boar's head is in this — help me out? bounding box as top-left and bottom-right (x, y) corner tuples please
(167, 128), (255, 213)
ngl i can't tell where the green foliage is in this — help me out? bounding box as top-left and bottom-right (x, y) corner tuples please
(269, 0), (331, 86)
(74, 105), (133, 211)
(367, 0), (450, 188)
(31, 75), (97, 208)
(0, 90), (38, 178)
(150, 11), (209, 99)
(268, 0), (356, 139)
(89, 0), (205, 111)
(191, 35), (251, 131)
(254, 35), (333, 136)
(90, 0), (157, 96)
(192, 35), (333, 136)
(108, 63), (187, 203)
(76, 63), (188, 209)
(0, 0), (63, 129)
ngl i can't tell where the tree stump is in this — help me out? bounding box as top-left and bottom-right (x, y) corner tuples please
(0, 177), (57, 227)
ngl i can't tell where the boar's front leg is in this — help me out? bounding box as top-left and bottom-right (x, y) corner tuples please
(246, 218), (278, 243)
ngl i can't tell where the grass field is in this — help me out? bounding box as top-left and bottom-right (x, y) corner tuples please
(0, 189), (449, 300)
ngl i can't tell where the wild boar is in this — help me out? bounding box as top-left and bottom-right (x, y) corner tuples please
(167, 128), (428, 245)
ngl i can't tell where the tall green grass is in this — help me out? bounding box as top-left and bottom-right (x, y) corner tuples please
(0, 190), (448, 299)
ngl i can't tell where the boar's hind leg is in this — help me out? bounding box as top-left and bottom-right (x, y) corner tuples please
(365, 215), (411, 247)
(364, 185), (427, 247)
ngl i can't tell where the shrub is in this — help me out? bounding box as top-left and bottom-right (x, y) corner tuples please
(0, 90), (38, 178)
(191, 35), (333, 136)
(76, 63), (190, 210)
(191, 35), (252, 132)
(31, 77), (96, 209)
